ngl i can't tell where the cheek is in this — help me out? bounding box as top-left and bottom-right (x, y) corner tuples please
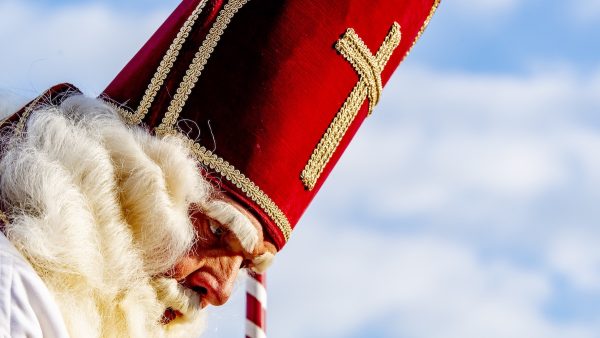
(170, 255), (204, 280)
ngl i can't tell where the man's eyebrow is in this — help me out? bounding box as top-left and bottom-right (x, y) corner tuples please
(203, 200), (259, 252)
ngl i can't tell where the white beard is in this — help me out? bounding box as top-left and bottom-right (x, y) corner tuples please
(0, 95), (213, 337)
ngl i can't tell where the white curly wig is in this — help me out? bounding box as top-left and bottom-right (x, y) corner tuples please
(0, 93), (212, 337)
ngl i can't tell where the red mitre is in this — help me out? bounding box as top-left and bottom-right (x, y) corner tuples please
(103, 0), (440, 250)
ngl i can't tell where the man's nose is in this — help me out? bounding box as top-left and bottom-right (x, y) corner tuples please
(193, 256), (243, 306)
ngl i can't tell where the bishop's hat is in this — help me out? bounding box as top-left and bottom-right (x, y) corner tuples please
(103, 0), (440, 250)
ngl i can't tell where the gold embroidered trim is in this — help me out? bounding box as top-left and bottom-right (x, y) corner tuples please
(405, 0), (441, 58)
(119, 0), (209, 125)
(301, 23), (401, 191)
(105, 101), (135, 121)
(156, 0), (250, 136)
(176, 134), (292, 241)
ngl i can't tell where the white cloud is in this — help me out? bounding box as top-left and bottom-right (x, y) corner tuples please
(564, 128), (600, 188)
(265, 65), (600, 338)
(378, 66), (593, 127)
(314, 66), (600, 234)
(0, 1), (168, 98)
(547, 230), (600, 292)
(267, 221), (596, 338)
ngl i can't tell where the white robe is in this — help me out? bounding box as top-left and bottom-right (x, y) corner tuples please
(0, 232), (69, 338)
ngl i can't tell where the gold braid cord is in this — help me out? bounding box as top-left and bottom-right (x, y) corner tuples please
(155, 0), (250, 136)
(117, 0), (209, 125)
(301, 22), (401, 191)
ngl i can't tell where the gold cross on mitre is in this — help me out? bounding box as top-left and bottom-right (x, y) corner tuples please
(301, 22), (402, 190)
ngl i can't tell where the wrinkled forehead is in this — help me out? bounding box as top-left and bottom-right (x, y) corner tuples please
(203, 195), (276, 273)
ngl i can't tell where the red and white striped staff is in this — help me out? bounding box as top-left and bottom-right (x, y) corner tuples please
(245, 273), (267, 338)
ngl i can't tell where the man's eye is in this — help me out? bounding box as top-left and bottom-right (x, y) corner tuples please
(209, 219), (226, 238)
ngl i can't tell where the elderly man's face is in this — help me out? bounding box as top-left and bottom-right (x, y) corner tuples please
(170, 196), (276, 308)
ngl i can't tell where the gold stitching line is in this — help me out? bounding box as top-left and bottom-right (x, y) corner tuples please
(404, 0), (441, 59)
(119, 0), (209, 125)
(155, 0), (250, 136)
(176, 134), (293, 241)
(301, 23), (401, 191)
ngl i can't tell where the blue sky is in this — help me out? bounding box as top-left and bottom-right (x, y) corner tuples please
(1, 1), (600, 337)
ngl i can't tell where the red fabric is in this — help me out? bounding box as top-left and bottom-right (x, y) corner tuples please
(104, 0), (438, 250)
